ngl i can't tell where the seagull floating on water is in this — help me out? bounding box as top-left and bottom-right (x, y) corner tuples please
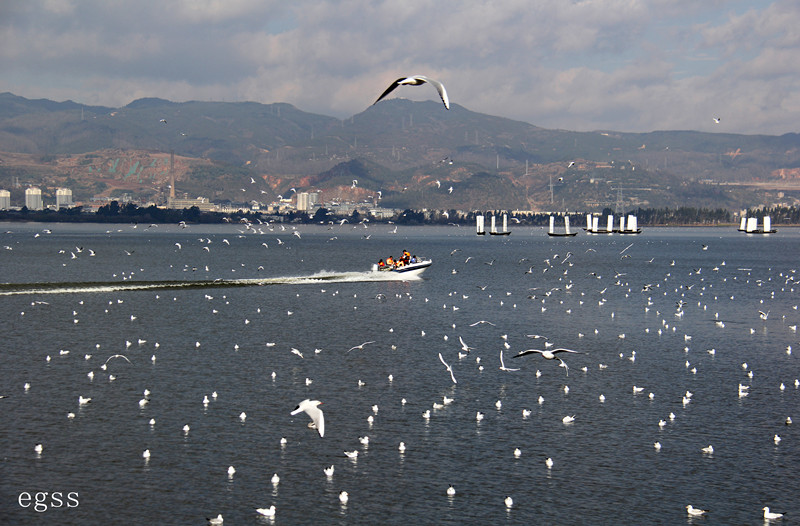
(686, 505), (707, 516)
(763, 507), (784, 520)
(255, 506), (276, 518)
(374, 75), (450, 110)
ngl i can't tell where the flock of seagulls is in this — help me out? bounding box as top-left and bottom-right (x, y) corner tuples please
(2, 223), (797, 522)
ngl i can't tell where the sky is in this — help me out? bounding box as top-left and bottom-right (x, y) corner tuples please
(1, 0), (798, 135)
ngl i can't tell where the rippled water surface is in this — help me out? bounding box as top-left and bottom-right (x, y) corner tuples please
(1, 222), (798, 524)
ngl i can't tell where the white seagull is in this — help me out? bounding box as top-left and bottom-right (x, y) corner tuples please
(347, 341), (376, 353)
(512, 348), (584, 376)
(290, 399), (324, 437)
(255, 506), (276, 518)
(374, 75), (450, 110)
(438, 353), (457, 384)
(499, 350), (520, 372)
(103, 354), (132, 366)
(686, 505), (707, 516)
(763, 507), (784, 520)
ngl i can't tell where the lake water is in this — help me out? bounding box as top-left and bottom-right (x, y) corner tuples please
(1, 222), (798, 524)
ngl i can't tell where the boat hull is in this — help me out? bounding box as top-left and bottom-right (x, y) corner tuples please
(372, 260), (432, 279)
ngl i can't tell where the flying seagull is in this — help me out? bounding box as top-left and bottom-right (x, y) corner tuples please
(103, 354), (132, 366)
(374, 75), (450, 110)
(512, 348), (585, 376)
(438, 353), (457, 384)
(347, 341), (375, 353)
(499, 350), (520, 372)
(291, 399), (324, 437)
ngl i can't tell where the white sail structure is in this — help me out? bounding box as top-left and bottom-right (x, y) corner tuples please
(476, 214), (485, 235)
(606, 215), (614, 233)
(746, 217), (757, 233)
(763, 216), (772, 233)
(738, 217), (747, 231)
(548, 214), (578, 237)
(627, 215), (638, 232)
(489, 213), (511, 235)
(619, 215), (626, 232)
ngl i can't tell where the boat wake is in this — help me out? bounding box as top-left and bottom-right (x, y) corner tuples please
(0, 270), (421, 296)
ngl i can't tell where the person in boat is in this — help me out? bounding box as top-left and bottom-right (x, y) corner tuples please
(410, 255), (418, 263)
(402, 250), (411, 263)
(378, 259), (386, 269)
(386, 256), (395, 268)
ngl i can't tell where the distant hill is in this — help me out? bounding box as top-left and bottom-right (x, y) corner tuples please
(0, 92), (798, 211)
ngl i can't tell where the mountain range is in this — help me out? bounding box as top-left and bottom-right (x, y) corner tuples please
(1, 91), (799, 212)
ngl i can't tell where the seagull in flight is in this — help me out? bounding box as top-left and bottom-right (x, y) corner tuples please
(347, 341), (376, 353)
(103, 354), (132, 366)
(499, 350), (520, 372)
(438, 353), (457, 384)
(290, 399), (324, 437)
(374, 75), (450, 110)
(512, 348), (585, 376)
(469, 320), (496, 327)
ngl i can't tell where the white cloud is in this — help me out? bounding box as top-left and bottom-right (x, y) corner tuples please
(0, 0), (798, 134)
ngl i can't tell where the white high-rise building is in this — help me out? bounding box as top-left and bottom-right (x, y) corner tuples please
(56, 188), (74, 208)
(296, 192), (320, 211)
(297, 192), (310, 211)
(25, 187), (43, 210)
(0, 189), (10, 210)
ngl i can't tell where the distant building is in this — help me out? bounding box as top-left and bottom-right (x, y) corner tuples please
(56, 188), (74, 208)
(167, 196), (217, 212)
(25, 187), (43, 210)
(0, 189), (10, 210)
(296, 191), (320, 211)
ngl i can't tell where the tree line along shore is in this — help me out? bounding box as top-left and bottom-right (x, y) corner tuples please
(1, 203), (799, 227)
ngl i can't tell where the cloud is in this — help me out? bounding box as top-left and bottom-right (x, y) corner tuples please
(1, 0), (798, 134)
